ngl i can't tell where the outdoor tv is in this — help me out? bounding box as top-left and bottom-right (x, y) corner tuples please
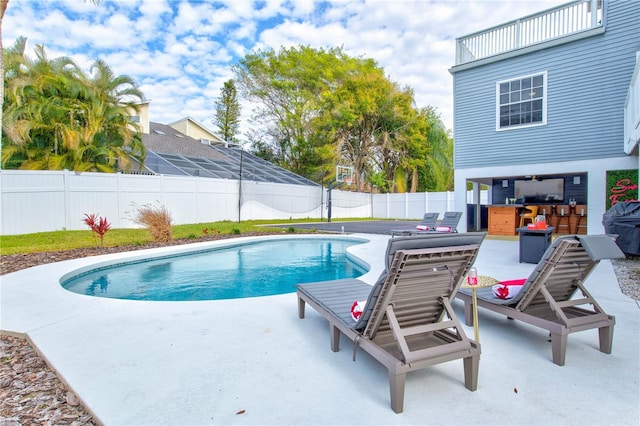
(514, 178), (564, 203)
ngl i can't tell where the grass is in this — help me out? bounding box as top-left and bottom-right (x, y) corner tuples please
(0, 218), (374, 255)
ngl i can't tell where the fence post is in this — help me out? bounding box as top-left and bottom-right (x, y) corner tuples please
(424, 192), (429, 215)
(386, 193), (390, 219)
(0, 172), (3, 235)
(63, 170), (72, 231)
(116, 172), (122, 228)
(404, 192), (409, 219)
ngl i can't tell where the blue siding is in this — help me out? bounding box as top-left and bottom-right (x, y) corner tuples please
(452, 0), (640, 169)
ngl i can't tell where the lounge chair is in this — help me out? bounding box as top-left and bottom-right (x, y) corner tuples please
(296, 232), (486, 413)
(390, 212), (439, 236)
(456, 234), (625, 366)
(437, 211), (463, 232)
(401, 211), (463, 235)
(418, 212), (439, 228)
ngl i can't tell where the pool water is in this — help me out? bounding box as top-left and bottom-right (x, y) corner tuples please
(61, 238), (367, 301)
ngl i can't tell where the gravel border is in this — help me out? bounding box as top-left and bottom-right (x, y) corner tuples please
(612, 256), (640, 301)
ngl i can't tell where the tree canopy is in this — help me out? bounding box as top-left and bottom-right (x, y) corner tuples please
(2, 37), (145, 172)
(233, 45), (453, 192)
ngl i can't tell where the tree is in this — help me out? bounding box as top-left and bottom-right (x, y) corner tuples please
(213, 79), (241, 143)
(2, 38), (145, 171)
(234, 44), (453, 193)
(331, 68), (393, 191)
(0, 0), (9, 169)
(234, 45), (355, 178)
(0, 0), (102, 169)
(416, 107), (454, 191)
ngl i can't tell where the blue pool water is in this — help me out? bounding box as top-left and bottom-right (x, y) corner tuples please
(61, 238), (367, 301)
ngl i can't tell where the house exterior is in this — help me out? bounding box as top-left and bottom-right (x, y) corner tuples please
(450, 0), (639, 234)
(167, 117), (224, 145)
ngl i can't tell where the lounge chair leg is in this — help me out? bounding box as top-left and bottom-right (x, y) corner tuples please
(297, 297), (306, 319)
(463, 354), (479, 391)
(388, 371), (406, 414)
(550, 333), (567, 366)
(330, 324), (340, 352)
(598, 325), (614, 354)
(463, 299), (473, 327)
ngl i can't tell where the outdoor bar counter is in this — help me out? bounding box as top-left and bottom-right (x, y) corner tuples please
(488, 204), (587, 236)
(488, 205), (522, 236)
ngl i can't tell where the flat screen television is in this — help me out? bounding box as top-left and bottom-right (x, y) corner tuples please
(514, 178), (564, 203)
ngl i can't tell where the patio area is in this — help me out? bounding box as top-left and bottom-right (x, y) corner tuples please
(1, 232), (638, 425)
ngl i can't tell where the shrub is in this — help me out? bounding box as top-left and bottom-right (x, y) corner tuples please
(129, 203), (173, 242)
(82, 213), (111, 248)
(231, 228), (241, 235)
(287, 227), (296, 233)
(203, 227), (221, 236)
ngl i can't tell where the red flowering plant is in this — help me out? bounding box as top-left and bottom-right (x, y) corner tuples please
(83, 213), (112, 248)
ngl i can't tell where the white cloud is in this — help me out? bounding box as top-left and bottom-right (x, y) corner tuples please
(4, 0), (569, 134)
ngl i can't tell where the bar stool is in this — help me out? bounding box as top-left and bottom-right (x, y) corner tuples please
(574, 205), (587, 234)
(540, 206), (551, 225)
(555, 205), (571, 234)
(519, 205), (538, 227)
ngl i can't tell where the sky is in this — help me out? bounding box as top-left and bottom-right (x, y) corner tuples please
(4, 0), (568, 138)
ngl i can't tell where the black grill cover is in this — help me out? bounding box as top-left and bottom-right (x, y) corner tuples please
(602, 202), (640, 255)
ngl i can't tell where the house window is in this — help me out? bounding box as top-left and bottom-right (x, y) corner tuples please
(497, 72), (547, 130)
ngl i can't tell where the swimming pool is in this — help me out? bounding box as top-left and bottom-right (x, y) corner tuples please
(61, 237), (367, 301)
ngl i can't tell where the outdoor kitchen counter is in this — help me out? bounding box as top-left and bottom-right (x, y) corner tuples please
(488, 205), (523, 236)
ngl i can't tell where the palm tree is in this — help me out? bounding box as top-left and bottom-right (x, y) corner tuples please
(2, 37), (82, 168)
(2, 38), (145, 171)
(69, 59), (146, 171)
(0, 0), (10, 170)
(0, 0), (102, 169)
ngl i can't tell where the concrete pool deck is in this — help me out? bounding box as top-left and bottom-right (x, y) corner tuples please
(1, 233), (639, 425)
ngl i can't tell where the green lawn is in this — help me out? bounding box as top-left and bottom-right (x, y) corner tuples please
(0, 218), (372, 255)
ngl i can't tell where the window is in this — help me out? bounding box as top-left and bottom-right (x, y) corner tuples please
(496, 72), (547, 130)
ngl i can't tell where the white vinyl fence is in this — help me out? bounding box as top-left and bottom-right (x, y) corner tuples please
(0, 170), (484, 235)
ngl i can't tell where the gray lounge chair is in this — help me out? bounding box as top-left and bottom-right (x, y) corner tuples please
(438, 211), (463, 232)
(296, 232), (486, 413)
(457, 234), (625, 366)
(419, 212), (440, 227)
(392, 212), (463, 236)
(390, 212), (439, 236)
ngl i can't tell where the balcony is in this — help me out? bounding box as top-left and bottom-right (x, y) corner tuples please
(454, 0), (604, 67)
(624, 52), (640, 155)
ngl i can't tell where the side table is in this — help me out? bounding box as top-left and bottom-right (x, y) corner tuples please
(461, 275), (498, 342)
(516, 226), (555, 264)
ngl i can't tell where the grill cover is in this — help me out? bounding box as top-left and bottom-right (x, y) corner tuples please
(602, 202), (640, 255)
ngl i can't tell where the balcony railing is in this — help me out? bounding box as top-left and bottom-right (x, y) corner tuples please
(624, 52), (640, 155)
(455, 0), (603, 66)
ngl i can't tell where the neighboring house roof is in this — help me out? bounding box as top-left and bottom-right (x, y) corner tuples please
(144, 123), (228, 160)
(137, 122), (318, 186)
